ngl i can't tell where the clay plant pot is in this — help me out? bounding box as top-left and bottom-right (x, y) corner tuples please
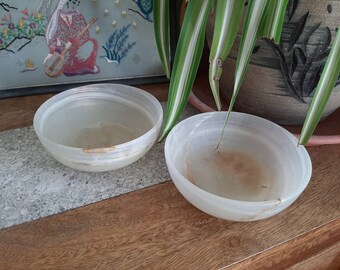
(206, 0), (340, 125)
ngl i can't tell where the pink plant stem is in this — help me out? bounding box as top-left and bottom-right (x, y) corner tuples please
(294, 134), (340, 146)
(188, 92), (215, 112)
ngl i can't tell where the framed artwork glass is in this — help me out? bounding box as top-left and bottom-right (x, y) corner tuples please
(0, 0), (179, 98)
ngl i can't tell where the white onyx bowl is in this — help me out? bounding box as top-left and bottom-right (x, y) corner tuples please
(34, 84), (163, 172)
(164, 112), (312, 221)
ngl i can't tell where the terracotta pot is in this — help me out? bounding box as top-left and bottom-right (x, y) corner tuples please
(206, 0), (340, 125)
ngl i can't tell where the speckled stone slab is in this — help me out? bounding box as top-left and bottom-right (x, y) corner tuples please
(0, 103), (198, 229)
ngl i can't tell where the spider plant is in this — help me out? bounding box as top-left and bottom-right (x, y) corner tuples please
(153, 0), (340, 145)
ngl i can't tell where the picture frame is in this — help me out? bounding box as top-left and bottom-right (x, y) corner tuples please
(0, 0), (179, 98)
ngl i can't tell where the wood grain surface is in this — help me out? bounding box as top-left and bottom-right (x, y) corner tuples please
(1, 82), (339, 269)
(287, 242), (340, 270)
(0, 141), (339, 269)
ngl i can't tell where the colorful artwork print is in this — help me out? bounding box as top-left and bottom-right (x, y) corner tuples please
(0, 4), (46, 53)
(18, 58), (38, 72)
(44, 0), (99, 77)
(102, 24), (136, 64)
(0, 0), (165, 94)
(0, 2), (17, 12)
(129, 0), (153, 22)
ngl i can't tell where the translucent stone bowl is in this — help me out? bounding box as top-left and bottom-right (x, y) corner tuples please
(164, 112), (312, 221)
(34, 84), (163, 172)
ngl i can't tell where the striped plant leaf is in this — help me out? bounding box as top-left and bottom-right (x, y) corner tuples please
(225, 0), (268, 126)
(158, 0), (213, 141)
(258, 0), (276, 38)
(208, 0), (245, 111)
(153, 0), (170, 79)
(299, 26), (340, 145)
(258, 0), (288, 42)
(270, 0), (289, 43)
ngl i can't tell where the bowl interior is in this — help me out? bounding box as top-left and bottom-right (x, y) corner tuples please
(43, 97), (153, 149)
(35, 84), (161, 151)
(167, 112), (311, 203)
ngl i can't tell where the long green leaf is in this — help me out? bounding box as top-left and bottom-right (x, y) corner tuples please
(258, 0), (276, 38)
(158, 0), (213, 141)
(208, 0), (245, 111)
(270, 0), (289, 43)
(227, 0), (267, 122)
(257, 0), (288, 43)
(216, 0), (267, 146)
(153, 0), (170, 79)
(299, 26), (340, 145)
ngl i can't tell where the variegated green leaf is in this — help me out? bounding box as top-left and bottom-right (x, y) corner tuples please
(158, 0), (213, 141)
(258, 0), (288, 42)
(258, 0), (276, 38)
(270, 0), (289, 43)
(153, 0), (170, 79)
(299, 26), (340, 145)
(227, 0), (268, 122)
(208, 0), (245, 111)
(216, 0), (268, 145)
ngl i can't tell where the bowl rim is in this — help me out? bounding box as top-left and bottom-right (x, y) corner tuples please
(33, 83), (163, 155)
(164, 111), (312, 205)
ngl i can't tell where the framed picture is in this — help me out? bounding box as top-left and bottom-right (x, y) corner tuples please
(0, 0), (179, 98)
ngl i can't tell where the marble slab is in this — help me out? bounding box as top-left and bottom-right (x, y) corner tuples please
(0, 103), (198, 229)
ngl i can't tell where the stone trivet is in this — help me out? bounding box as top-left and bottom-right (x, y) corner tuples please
(0, 103), (198, 229)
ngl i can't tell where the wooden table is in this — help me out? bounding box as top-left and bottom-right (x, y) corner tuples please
(0, 83), (339, 270)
